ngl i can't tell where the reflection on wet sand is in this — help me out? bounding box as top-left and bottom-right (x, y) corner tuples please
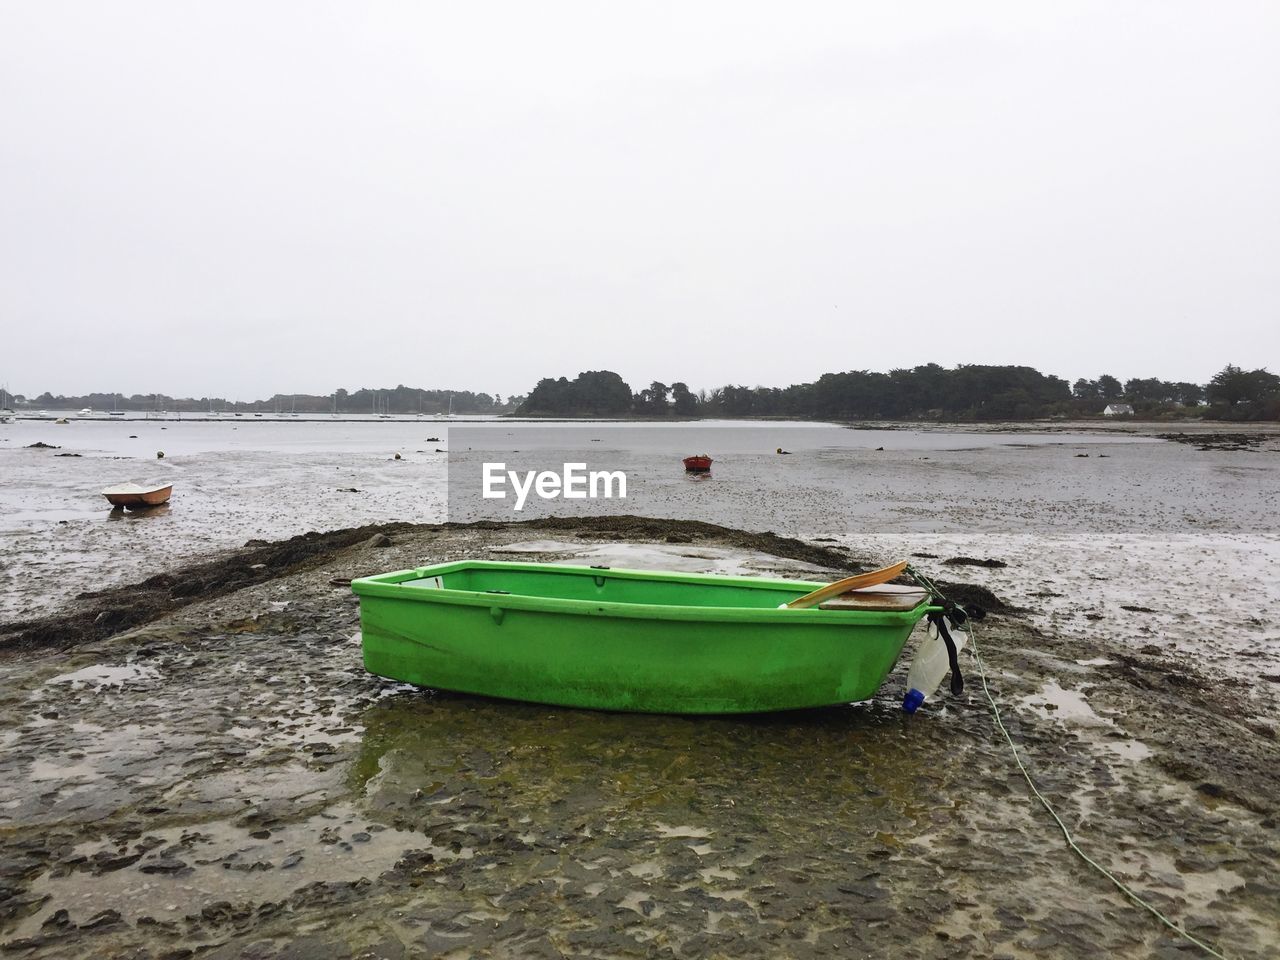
(351, 690), (931, 826)
(105, 503), (171, 521)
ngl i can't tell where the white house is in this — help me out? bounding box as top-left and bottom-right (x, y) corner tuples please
(1102, 403), (1135, 416)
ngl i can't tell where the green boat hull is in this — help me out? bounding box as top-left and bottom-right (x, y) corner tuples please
(352, 561), (933, 714)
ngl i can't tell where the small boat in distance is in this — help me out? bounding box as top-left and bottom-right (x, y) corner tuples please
(682, 454), (713, 472)
(102, 483), (173, 509)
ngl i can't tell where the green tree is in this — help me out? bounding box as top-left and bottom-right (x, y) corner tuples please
(515, 371), (632, 416)
(637, 381), (670, 415)
(671, 382), (698, 415)
(1096, 375), (1123, 399)
(1174, 383), (1204, 406)
(1207, 365), (1280, 406)
(1124, 378), (1179, 403)
(1072, 378), (1099, 399)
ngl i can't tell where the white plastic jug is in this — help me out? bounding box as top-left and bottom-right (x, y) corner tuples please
(902, 619), (967, 713)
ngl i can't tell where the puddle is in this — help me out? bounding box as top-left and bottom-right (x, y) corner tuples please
(654, 823), (713, 839)
(1104, 739), (1154, 762)
(1109, 843), (1248, 910)
(29, 757), (99, 783)
(625, 859), (664, 879)
(697, 866), (739, 882)
(1017, 680), (1112, 726)
(46, 664), (161, 689)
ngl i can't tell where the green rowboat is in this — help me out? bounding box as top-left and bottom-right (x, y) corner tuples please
(352, 560), (936, 714)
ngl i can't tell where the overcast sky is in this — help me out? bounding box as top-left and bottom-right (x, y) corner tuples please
(2, 2), (1277, 399)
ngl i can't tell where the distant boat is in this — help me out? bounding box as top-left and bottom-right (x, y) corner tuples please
(682, 455), (713, 473)
(79, 407), (92, 416)
(109, 410), (125, 417)
(102, 483), (173, 509)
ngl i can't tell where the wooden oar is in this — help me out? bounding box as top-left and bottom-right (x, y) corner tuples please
(783, 560), (910, 610)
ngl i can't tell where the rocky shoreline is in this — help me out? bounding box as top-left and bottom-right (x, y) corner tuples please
(0, 520), (1276, 958)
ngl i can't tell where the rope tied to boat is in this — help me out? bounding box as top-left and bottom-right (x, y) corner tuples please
(905, 563), (1230, 959)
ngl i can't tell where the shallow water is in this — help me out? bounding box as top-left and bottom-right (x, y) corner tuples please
(3, 419), (1277, 675)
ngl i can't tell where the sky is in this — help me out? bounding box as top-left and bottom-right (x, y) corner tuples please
(1, 1), (1277, 399)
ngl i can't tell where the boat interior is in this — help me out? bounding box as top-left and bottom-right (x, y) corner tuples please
(398, 564), (929, 612)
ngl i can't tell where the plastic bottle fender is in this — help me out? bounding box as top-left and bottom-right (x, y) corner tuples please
(902, 619), (968, 713)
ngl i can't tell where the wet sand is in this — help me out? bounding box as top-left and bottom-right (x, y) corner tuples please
(0, 521), (1276, 958)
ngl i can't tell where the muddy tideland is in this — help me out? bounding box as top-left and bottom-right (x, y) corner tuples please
(0, 518), (1275, 959)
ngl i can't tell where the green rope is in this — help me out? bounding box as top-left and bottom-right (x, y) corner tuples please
(906, 566), (1230, 959)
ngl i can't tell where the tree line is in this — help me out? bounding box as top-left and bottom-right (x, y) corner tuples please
(12, 364), (1278, 420)
(515, 364), (1280, 421)
(12, 386), (525, 415)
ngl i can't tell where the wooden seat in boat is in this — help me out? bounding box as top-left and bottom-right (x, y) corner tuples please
(818, 584), (930, 612)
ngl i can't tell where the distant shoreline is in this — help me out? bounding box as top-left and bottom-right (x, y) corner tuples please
(6, 412), (1278, 431)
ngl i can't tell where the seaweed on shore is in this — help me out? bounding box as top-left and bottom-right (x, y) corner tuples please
(1157, 431), (1278, 452)
(0, 522), (416, 652)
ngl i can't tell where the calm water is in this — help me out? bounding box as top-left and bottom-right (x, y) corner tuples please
(2, 414), (1148, 457)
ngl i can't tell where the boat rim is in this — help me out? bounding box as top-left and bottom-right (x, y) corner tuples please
(351, 559), (938, 626)
(101, 483), (174, 496)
